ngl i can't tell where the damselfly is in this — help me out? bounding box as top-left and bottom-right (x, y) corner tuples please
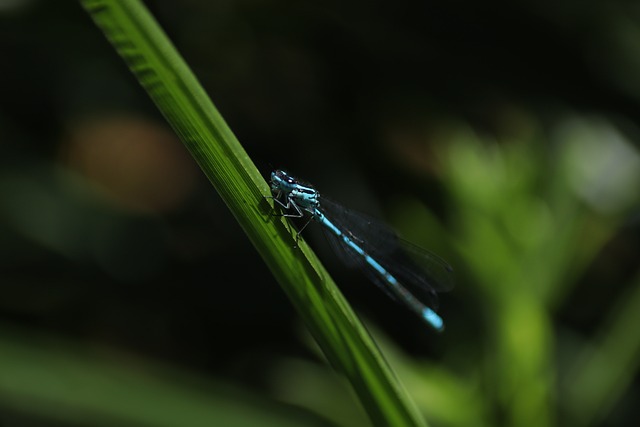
(269, 169), (453, 331)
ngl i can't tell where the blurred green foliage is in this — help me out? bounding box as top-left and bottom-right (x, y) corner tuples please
(1, 0), (640, 426)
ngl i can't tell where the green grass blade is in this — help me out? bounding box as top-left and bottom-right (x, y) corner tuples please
(78, 1), (428, 426)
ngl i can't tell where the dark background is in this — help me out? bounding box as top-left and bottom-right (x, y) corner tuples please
(1, 1), (639, 426)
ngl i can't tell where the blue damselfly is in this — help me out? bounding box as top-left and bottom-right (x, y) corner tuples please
(269, 169), (453, 331)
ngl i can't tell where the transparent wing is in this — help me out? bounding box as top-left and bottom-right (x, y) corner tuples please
(318, 197), (453, 309)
